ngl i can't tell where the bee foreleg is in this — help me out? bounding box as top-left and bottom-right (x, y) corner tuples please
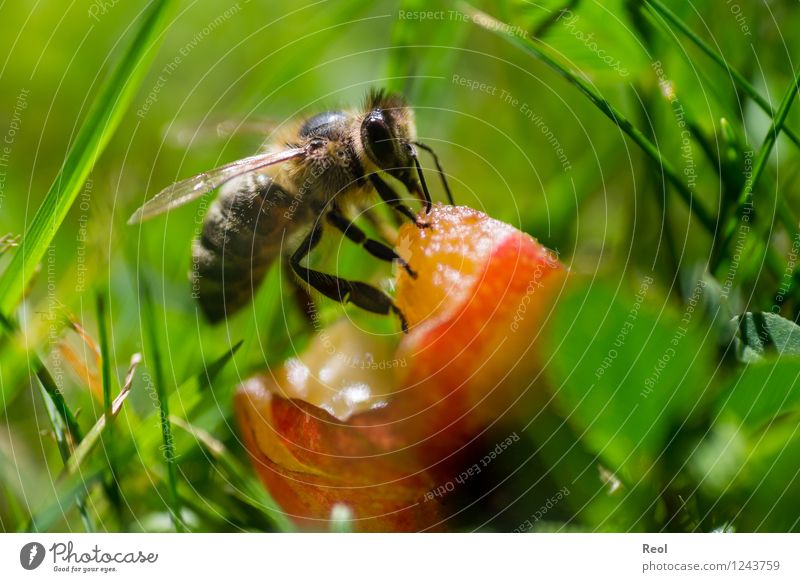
(413, 141), (455, 206)
(326, 209), (417, 278)
(369, 174), (429, 229)
(290, 226), (409, 333)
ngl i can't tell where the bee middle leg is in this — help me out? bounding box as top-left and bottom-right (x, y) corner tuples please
(290, 225), (409, 332)
(326, 209), (417, 278)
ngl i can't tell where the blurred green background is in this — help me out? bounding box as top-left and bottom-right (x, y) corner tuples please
(2, 0), (800, 532)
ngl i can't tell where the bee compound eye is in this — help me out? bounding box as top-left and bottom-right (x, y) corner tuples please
(363, 114), (395, 164)
(366, 117), (391, 146)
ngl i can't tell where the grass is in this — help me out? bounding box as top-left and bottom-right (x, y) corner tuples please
(463, 2), (791, 281)
(0, 0), (176, 318)
(715, 65), (800, 273)
(463, 3), (718, 229)
(642, 0), (800, 148)
(0, 0), (178, 533)
(37, 377), (93, 531)
(640, 0), (800, 276)
(63, 353), (139, 477)
(95, 292), (123, 524)
(140, 275), (183, 532)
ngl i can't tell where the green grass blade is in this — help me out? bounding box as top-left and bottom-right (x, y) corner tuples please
(95, 292), (123, 520)
(0, 0), (175, 318)
(37, 376), (94, 531)
(0, 312), (88, 423)
(714, 66), (800, 274)
(642, 0), (800, 274)
(460, 3), (717, 234)
(198, 340), (243, 392)
(29, 318), (112, 532)
(24, 471), (103, 533)
(642, 0), (800, 148)
(96, 294), (113, 423)
(531, 0), (581, 39)
(2, 314), (90, 493)
(140, 276), (184, 532)
(171, 416), (295, 532)
(736, 68), (800, 214)
(62, 354), (139, 477)
(0, 478), (27, 530)
(35, 358), (83, 445)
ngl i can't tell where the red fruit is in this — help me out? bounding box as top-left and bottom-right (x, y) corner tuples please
(235, 204), (566, 531)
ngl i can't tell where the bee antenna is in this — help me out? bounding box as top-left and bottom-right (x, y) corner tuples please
(413, 141), (455, 205)
(411, 153), (433, 214)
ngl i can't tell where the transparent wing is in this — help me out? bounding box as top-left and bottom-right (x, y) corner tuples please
(165, 117), (282, 147)
(127, 147), (306, 224)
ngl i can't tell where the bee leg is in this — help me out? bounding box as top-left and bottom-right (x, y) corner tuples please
(413, 141), (455, 205)
(326, 209), (417, 279)
(290, 226), (409, 333)
(284, 263), (318, 325)
(369, 174), (430, 229)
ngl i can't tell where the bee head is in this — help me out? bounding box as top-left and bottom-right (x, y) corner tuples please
(361, 89), (433, 212)
(361, 90), (416, 177)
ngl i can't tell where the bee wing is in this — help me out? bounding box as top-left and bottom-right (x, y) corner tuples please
(165, 118), (282, 147)
(127, 147), (306, 224)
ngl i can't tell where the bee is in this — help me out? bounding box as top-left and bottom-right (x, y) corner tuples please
(128, 90), (453, 331)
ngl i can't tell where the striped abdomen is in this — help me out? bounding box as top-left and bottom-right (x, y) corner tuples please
(190, 173), (303, 322)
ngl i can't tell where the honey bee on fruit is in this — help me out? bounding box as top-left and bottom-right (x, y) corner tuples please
(128, 90), (452, 331)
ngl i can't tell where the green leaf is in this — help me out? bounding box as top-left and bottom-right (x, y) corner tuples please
(95, 292), (122, 518)
(716, 359), (800, 431)
(524, 407), (653, 530)
(0, 0), (175, 318)
(198, 340), (243, 392)
(687, 422), (747, 492)
(544, 278), (712, 480)
(730, 312), (800, 362)
(734, 427), (800, 532)
(695, 359), (800, 531)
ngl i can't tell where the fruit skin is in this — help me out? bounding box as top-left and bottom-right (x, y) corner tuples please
(394, 205), (565, 445)
(235, 204), (566, 531)
(236, 383), (448, 532)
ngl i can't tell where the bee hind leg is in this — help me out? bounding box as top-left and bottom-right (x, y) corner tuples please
(290, 225), (409, 333)
(326, 209), (417, 279)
